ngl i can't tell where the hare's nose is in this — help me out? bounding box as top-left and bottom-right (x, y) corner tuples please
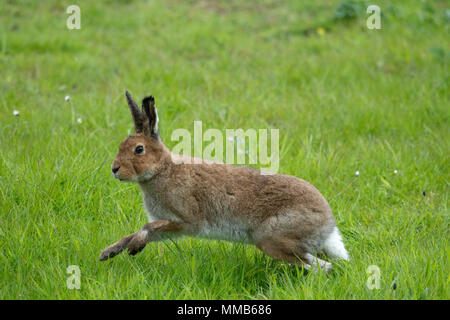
(112, 166), (120, 174)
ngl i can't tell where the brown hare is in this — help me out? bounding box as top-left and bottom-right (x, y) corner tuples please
(99, 91), (349, 272)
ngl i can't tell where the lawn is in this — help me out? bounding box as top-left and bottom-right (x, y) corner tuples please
(0, 0), (448, 299)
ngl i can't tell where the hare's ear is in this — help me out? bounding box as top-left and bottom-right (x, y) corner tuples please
(142, 95), (160, 140)
(125, 91), (149, 135)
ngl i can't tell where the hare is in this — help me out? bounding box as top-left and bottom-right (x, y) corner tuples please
(99, 91), (349, 272)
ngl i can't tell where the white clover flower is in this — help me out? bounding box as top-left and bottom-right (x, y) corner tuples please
(355, 170), (360, 176)
(394, 170), (398, 174)
(77, 118), (83, 124)
(13, 110), (20, 116)
(65, 95), (70, 102)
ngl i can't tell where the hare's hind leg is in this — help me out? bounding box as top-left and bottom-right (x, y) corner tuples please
(252, 210), (335, 272)
(302, 253), (332, 272)
(255, 237), (332, 273)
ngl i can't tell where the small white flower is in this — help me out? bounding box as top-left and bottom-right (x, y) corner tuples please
(13, 110), (20, 116)
(65, 95), (70, 102)
(394, 170), (398, 174)
(355, 170), (360, 176)
(77, 118), (83, 124)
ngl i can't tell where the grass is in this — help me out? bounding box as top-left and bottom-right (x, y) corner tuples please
(0, 0), (448, 299)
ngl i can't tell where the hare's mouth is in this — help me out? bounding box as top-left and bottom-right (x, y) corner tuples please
(113, 173), (127, 182)
(114, 173), (137, 182)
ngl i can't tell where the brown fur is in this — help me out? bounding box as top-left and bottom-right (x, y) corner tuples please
(100, 92), (348, 272)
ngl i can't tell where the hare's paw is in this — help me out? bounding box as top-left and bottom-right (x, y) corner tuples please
(99, 244), (125, 261)
(127, 230), (149, 256)
(99, 233), (136, 261)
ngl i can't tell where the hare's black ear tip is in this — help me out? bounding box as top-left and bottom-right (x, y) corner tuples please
(125, 90), (131, 97)
(143, 95), (155, 103)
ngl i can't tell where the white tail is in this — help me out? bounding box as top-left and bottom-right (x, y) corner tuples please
(322, 227), (349, 261)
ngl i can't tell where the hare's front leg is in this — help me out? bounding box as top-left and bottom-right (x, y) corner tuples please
(99, 220), (184, 261)
(99, 232), (137, 261)
(127, 220), (185, 255)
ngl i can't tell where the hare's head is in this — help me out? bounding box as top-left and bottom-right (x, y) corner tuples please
(111, 91), (169, 182)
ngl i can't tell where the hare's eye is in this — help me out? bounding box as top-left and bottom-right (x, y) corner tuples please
(134, 145), (144, 155)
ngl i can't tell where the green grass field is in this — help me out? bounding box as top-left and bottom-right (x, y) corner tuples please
(0, 0), (448, 299)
